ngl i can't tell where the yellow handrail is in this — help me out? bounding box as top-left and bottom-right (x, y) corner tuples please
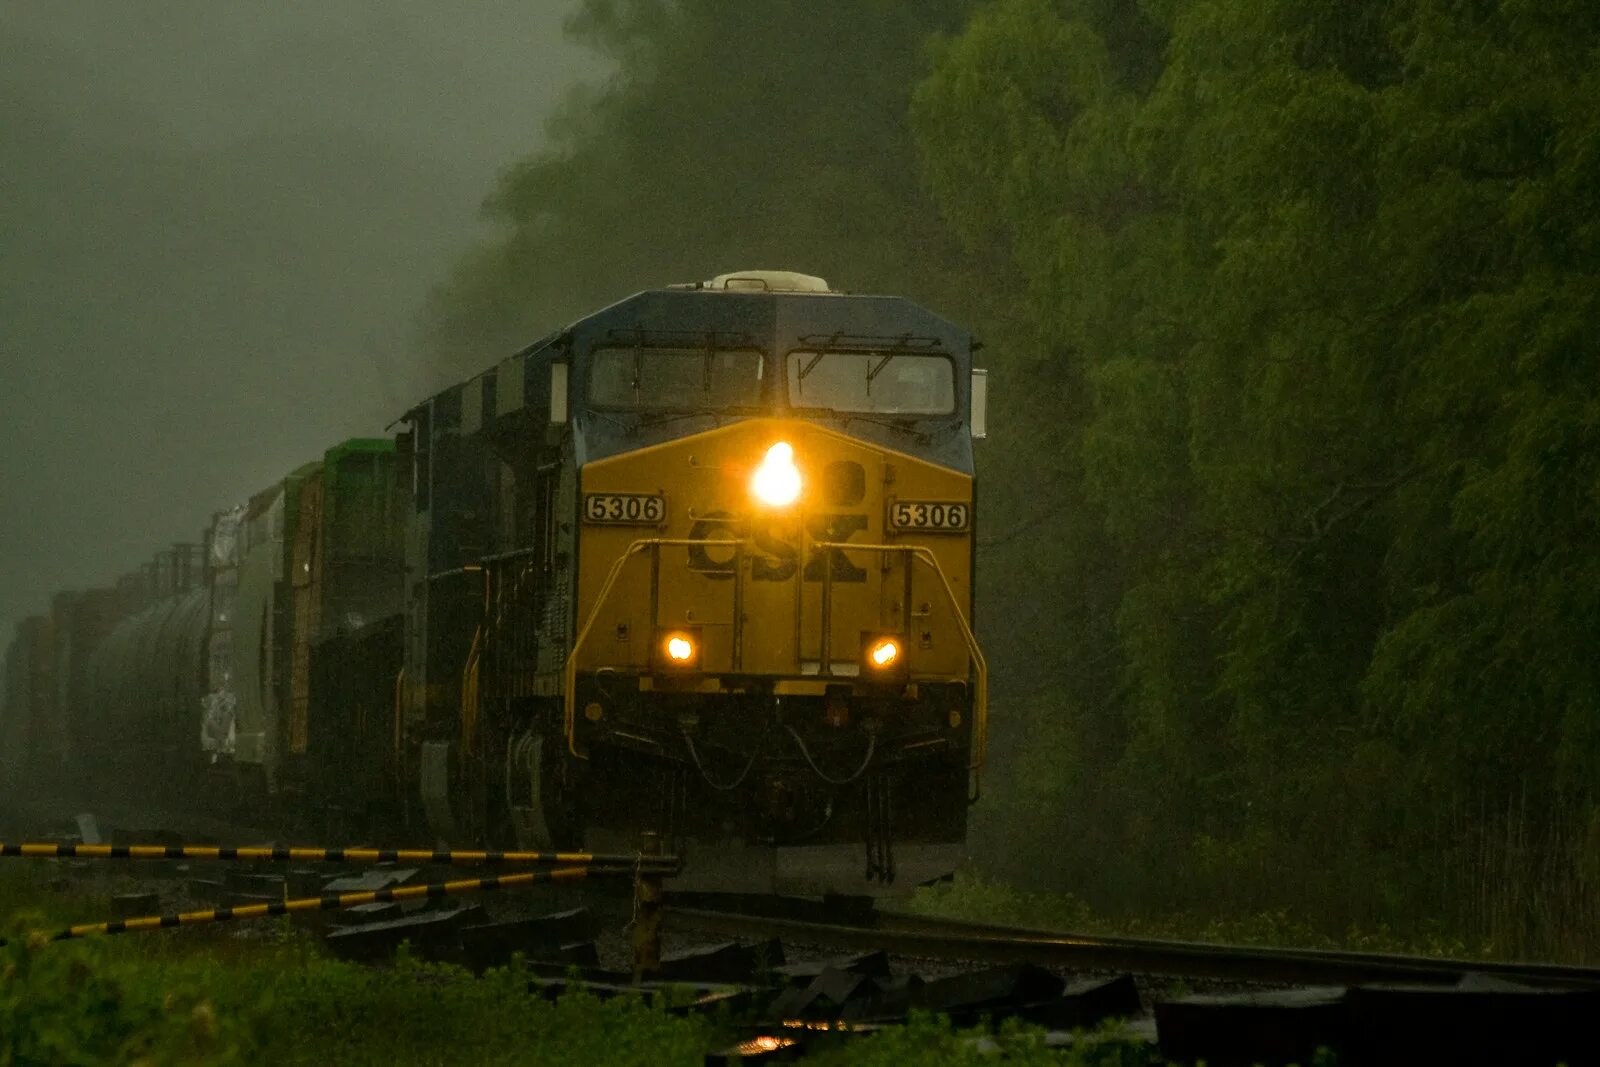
(811, 542), (988, 773)
(562, 538), (710, 757)
(460, 626), (482, 755)
(392, 667), (406, 769)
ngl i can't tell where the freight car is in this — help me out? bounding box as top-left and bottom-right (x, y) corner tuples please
(193, 440), (404, 812)
(1, 271), (988, 897)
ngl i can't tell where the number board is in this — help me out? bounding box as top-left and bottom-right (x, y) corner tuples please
(889, 500), (970, 533)
(584, 493), (666, 525)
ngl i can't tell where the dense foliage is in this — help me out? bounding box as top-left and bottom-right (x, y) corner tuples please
(0, 887), (708, 1066)
(0, 867), (1146, 1066)
(428, 0), (1600, 957)
(422, 0), (987, 363)
(912, 0), (1600, 954)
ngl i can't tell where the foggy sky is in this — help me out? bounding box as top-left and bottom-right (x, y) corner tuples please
(0, 4), (599, 640)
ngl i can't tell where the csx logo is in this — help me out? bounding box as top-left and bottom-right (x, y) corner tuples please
(687, 513), (868, 583)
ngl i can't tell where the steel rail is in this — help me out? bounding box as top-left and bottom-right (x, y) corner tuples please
(665, 906), (1600, 991)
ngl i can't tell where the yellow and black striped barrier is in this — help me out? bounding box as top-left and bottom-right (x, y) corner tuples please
(0, 842), (680, 872)
(0, 867), (591, 946)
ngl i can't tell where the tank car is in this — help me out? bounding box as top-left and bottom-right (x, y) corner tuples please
(9, 442), (405, 818)
(81, 545), (210, 801)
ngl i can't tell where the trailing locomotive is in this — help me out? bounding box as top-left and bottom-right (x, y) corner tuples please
(1, 271), (988, 896)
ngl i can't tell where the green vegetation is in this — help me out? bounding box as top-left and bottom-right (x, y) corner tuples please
(903, 868), (1487, 959)
(425, 1), (1600, 961)
(2, 929), (1161, 1065)
(913, 0), (1600, 963)
(806, 1014), (1153, 1066)
(1, 865), (708, 1066)
(0, 865), (699, 1065)
(420, 0), (992, 366)
(1, 927), (710, 1066)
(1, 868), (1164, 1065)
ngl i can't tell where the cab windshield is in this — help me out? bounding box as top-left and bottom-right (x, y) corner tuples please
(786, 350), (955, 416)
(588, 346), (765, 410)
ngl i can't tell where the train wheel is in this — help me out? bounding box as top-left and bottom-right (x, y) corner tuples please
(503, 728), (551, 849)
(503, 726), (587, 850)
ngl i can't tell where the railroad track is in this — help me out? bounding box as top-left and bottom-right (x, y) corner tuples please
(11, 790), (1598, 995)
(666, 897), (1600, 991)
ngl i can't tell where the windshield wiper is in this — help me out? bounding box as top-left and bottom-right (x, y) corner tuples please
(633, 407), (728, 431)
(587, 409), (634, 433)
(841, 412), (925, 437)
(797, 352), (827, 382)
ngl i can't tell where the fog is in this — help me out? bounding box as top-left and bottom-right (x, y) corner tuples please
(0, 3), (600, 636)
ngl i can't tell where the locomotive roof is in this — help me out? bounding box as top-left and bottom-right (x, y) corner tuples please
(567, 280), (969, 350)
(412, 278), (973, 420)
(403, 279), (978, 475)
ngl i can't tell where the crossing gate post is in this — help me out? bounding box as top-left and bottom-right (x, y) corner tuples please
(631, 830), (663, 982)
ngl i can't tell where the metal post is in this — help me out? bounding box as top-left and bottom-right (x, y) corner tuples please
(732, 542), (745, 672)
(631, 830), (664, 982)
(819, 547), (834, 675)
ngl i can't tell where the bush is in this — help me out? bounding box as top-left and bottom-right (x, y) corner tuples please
(2, 892), (707, 1066)
(1, 910), (252, 1065)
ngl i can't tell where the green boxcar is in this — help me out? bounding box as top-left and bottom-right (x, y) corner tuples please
(283, 440), (406, 824)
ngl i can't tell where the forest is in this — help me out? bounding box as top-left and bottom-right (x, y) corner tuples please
(424, 0), (1600, 958)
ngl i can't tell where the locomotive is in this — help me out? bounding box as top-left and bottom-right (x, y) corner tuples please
(1, 270), (988, 895)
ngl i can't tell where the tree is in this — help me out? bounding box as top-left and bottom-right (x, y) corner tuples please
(915, 0), (1600, 941)
(423, 0), (985, 368)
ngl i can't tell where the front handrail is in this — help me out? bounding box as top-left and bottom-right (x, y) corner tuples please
(811, 542), (988, 774)
(562, 538), (987, 776)
(562, 538), (708, 757)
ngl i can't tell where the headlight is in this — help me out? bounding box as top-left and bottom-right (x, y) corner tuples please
(658, 630), (700, 669)
(865, 636), (901, 670)
(750, 441), (802, 508)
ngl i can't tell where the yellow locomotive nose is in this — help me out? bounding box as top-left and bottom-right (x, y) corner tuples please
(750, 441), (801, 507)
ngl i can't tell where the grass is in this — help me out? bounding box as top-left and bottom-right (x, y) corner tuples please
(898, 867), (1494, 960)
(2, 920), (713, 1065)
(2, 918), (713, 1065)
(802, 1015), (1154, 1066)
(1, 864), (1164, 1065)
(1, 864), (710, 1065)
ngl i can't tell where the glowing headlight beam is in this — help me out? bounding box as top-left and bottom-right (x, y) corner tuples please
(665, 634), (696, 663)
(751, 441), (802, 508)
(868, 638), (900, 668)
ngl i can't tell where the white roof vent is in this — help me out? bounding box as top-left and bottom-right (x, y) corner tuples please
(705, 269), (832, 293)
